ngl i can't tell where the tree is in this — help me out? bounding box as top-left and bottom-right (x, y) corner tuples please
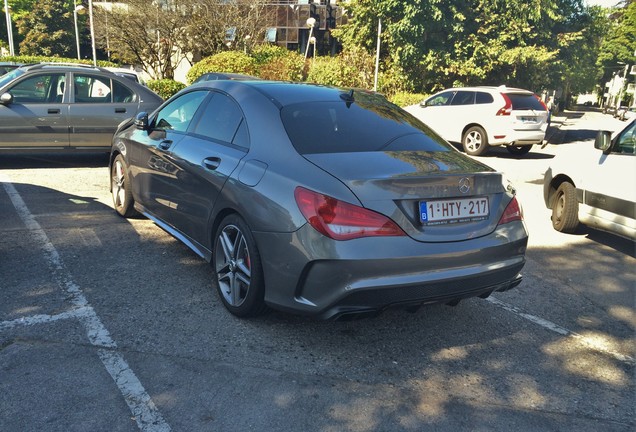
(597, 0), (636, 85)
(16, 0), (78, 57)
(92, 0), (274, 79)
(333, 0), (602, 95)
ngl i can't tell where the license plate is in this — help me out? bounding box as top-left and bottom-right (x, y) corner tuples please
(519, 116), (537, 123)
(420, 197), (489, 225)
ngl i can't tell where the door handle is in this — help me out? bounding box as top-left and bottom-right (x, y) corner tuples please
(158, 140), (173, 150)
(203, 157), (221, 170)
(48, 109), (60, 114)
(115, 108), (126, 113)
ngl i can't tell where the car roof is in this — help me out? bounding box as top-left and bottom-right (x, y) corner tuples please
(17, 62), (109, 73)
(0, 62), (163, 102)
(434, 85), (535, 95)
(188, 80), (380, 108)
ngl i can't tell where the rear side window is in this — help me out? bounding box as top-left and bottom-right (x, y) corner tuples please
(450, 91), (475, 105)
(508, 93), (545, 111)
(475, 92), (494, 104)
(281, 93), (452, 154)
(192, 93), (246, 146)
(74, 74), (112, 103)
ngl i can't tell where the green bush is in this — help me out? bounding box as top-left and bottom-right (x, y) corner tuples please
(306, 47), (376, 89)
(185, 51), (257, 84)
(146, 79), (186, 100)
(0, 55), (116, 67)
(258, 52), (307, 82)
(250, 45), (289, 66)
(389, 92), (428, 108)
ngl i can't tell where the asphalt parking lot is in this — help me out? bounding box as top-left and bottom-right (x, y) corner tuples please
(1, 108), (634, 432)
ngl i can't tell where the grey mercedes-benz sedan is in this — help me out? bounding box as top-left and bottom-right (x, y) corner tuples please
(110, 80), (528, 319)
(0, 63), (162, 152)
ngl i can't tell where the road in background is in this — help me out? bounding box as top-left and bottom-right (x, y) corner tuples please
(1, 108), (634, 432)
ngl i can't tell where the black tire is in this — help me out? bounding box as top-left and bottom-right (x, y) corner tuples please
(213, 214), (267, 317)
(462, 126), (489, 156)
(111, 154), (138, 218)
(551, 182), (579, 233)
(506, 145), (533, 156)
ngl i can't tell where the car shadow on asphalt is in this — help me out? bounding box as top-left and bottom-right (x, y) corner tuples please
(574, 225), (636, 258)
(0, 153), (109, 169)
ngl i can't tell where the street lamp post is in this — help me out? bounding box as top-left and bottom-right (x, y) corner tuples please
(73, 0), (85, 60)
(3, 0), (15, 56)
(88, 0), (97, 66)
(304, 17), (316, 61)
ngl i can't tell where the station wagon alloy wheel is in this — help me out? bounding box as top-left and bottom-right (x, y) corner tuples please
(463, 126), (488, 156)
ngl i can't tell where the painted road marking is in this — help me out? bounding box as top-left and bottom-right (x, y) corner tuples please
(487, 296), (635, 366)
(1, 177), (172, 432)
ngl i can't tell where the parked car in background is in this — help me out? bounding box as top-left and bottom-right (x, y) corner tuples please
(110, 80), (529, 319)
(0, 62), (23, 76)
(544, 119), (635, 240)
(616, 105), (636, 122)
(192, 72), (258, 84)
(0, 63), (163, 152)
(104, 67), (144, 84)
(405, 86), (549, 156)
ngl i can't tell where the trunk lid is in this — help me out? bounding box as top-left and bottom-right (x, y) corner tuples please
(303, 150), (511, 242)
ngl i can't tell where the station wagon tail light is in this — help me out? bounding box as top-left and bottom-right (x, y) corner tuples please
(295, 187), (406, 240)
(498, 196), (523, 225)
(496, 94), (513, 116)
(534, 94), (548, 111)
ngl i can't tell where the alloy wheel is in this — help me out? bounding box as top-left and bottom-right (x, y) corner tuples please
(215, 224), (252, 307)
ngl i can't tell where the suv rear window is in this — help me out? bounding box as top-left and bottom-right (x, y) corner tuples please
(281, 94), (452, 154)
(507, 93), (545, 111)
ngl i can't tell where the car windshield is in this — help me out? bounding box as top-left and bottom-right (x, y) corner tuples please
(0, 68), (25, 89)
(281, 93), (453, 155)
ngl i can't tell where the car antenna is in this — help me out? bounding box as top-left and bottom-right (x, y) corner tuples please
(340, 89), (355, 107)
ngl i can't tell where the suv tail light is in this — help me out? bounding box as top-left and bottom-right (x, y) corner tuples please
(498, 196), (523, 225)
(534, 94), (549, 111)
(496, 93), (513, 116)
(294, 187), (406, 240)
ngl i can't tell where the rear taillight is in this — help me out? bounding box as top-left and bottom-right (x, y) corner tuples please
(534, 94), (548, 111)
(294, 187), (406, 240)
(496, 93), (513, 116)
(498, 196), (523, 225)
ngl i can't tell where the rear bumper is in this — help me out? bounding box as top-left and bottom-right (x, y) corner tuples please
(254, 221), (528, 319)
(489, 123), (547, 146)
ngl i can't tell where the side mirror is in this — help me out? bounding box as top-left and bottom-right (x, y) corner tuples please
(594, 130), (612, 154)
(0, 92), (13, 105)
(134, 112), (149, 130)
(419, 100), (427, 108)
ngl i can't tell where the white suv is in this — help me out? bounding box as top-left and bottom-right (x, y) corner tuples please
(405, 86), (549, 156)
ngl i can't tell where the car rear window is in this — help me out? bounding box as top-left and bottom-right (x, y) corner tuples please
(507, 93), (545, 111)
(281, 93), (452, 154)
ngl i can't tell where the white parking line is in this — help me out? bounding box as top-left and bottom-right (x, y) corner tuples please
(1, 177), (172, 432)
(487, 296), (635, 366)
